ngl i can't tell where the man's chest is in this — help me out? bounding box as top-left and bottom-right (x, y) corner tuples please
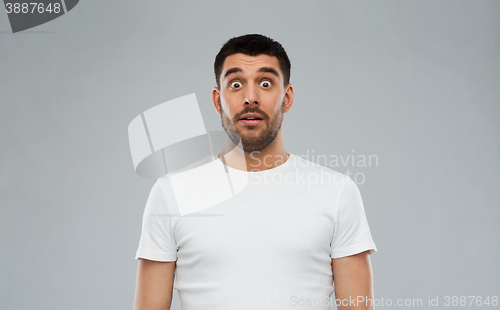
(172, 192), (335, 266)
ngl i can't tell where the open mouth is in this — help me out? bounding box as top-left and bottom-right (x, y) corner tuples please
(240, 119), (263, 126)
(239, 115), (263, 126)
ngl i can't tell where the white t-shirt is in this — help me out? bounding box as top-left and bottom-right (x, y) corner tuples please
(135, 153), (377, 309)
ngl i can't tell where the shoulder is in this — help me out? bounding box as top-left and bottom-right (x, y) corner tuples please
(150, 174), (181, 214)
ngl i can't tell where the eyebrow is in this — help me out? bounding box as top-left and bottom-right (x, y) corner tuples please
(223, 67), (280, 79)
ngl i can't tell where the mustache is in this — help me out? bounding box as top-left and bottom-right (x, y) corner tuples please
(236, 109), (268, 120)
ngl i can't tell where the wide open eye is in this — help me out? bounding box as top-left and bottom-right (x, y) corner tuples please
(230, 81), (242, 89)
(260, 80), (271, 88)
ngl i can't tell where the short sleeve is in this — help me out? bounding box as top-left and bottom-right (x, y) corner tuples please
(330, 175), (377, 259)
(135, 178), (178, 261)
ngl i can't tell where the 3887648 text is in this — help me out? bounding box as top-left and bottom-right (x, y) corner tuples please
(430, 296), (498, 307)
(5, 3), (62, 14)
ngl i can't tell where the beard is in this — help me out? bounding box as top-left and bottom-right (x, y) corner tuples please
(220, 98), (285, 153)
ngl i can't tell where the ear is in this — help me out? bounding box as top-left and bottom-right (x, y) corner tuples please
(284, 83), (294, 113)
(212, 87), (222, 115)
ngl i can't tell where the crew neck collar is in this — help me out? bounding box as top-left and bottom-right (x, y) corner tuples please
(217, 153), (294, 174)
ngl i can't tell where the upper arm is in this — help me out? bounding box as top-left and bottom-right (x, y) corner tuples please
(330, 176), (377, 259)
(332, 250), (374, 310)
(133, 258), (176, 310)
(135, 179), (178, 262)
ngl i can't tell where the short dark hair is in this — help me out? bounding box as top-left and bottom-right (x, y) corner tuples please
(214, 34), (291, 89)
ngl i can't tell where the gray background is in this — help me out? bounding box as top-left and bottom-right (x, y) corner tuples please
(1, 0), (499, 309)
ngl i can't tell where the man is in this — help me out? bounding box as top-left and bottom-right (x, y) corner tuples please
(133, 34), (377, 310)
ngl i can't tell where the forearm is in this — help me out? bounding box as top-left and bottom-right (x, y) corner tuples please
(332, 251), (374, 310)
(133, 259), (175, 310)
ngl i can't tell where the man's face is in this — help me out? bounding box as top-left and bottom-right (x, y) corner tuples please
(214, 53), (292, 153)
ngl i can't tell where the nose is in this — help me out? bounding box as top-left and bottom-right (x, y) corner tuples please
(243, 84), (259, 106)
